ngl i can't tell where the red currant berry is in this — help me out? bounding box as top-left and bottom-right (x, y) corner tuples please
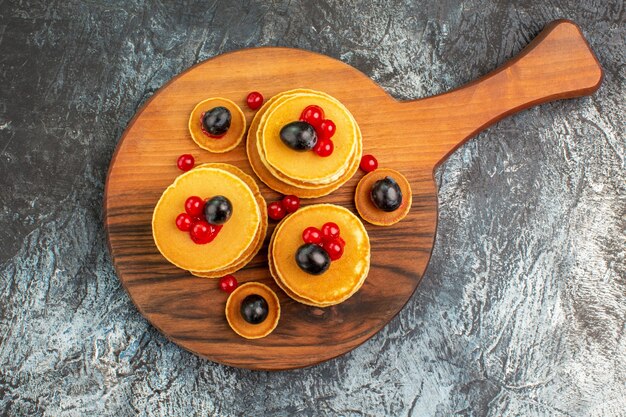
(246, 91), (263, 110)
(300, 105), (324, 128)
(323, 239), (344, 261)
(219, 274), (238, 293)
(175, 213), (193, 231)
(321, 222), (340, 239)
(318, 119), (336, 140)
(268, 201), (286, 221)
(281, 195), (300, 213)
(176, 154), (195, 171)
(302, 226), (322, 244)
(190, 220), (215, 244)
(185, 196), (205, 217)
(360, 154), (378, 172)
(335, 236), (346, 248)
(313, 138), (334, 157)
(211, 224), (223, 237)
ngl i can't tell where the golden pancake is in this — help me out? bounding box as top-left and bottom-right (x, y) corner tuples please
(259, 93), (358, 185)
(152, 166), (260, 272)
(256, 90), (357, 188)
(246, 91), (362, 198)
(189, 163), (267, 278)
(248, 122), (362, 198)
(256, 90), (362, 189)
(355, 168), (412, 226)
(268, 228), (337, 307)
(188, 98), (246, 153)
(225, 282), (280, 339)
(271, 204), (370, 306)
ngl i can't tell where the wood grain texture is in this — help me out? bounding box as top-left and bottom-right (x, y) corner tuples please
(104, 20), (602, 370)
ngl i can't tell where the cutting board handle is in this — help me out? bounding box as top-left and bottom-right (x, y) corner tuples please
(404, 20), (603, 166)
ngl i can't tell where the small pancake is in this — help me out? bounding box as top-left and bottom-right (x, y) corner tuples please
(152, 167), (260, 272)
(225, 282), (280, 339)
(271, 204), (370, 306)
(188, 98), (246, 153)
(258, 92), (358, 185)
(355, 168), (412, 226)
(246, 91), (362, 198)
(190, 163), (267, 278)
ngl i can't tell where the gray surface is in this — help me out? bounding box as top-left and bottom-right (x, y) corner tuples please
(0, 1), (624, 416)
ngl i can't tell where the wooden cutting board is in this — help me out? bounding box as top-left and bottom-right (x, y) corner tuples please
(104, 20), (602, 370)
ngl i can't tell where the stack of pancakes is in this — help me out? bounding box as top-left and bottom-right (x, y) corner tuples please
(152, 164), (267, 278)
(269, 204), (370, 307)
(247, 89), (362, 198)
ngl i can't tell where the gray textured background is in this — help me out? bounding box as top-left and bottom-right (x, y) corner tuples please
(1, 1), (624, 416)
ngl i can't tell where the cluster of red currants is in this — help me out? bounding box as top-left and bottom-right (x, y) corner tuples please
(175, 196), (222, 244)
(302, 222), (346, 261)
(300, 105), (336, 157)
(268, 194), (300, 221)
